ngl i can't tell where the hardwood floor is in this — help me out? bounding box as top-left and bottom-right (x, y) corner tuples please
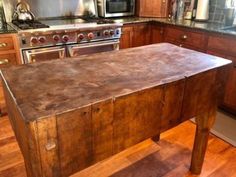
(0, 116), (235, 177)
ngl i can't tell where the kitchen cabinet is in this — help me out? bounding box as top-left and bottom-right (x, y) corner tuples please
(164, 26), (208, 52)
(120, 23), (164, 49)
(0, 33), (21, 116)
(151, 23), (165, 44)
(207, 34), (236, 114)
(133, 23), (151, 47)
(120, 25), (133, 49)
(136, 0), (169, 18)
(120, 22), (236, 115)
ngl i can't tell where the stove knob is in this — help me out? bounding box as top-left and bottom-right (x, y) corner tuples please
(53, 35), (60, 42)
(87, 32), (94, 40)
(116, 30), (120, 35)
(30, 37), (38, 44)
(62, 35), (69, 43)
(103, 30), (109, 36)
(78, 33), (84, 40)
(110, 30), (115, 36)
(38, 36), (46, 43)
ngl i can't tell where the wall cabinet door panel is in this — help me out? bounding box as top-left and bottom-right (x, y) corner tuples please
(136, 0), (169, 17)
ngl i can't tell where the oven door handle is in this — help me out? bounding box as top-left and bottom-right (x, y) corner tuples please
(26, 48), (66, 63)
(70, 41), (120, 50)
(68, 40), (120, 57)
(68, 41), (120, 57)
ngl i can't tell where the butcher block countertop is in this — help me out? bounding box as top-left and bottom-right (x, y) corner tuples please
(1, 43), (233, 177)
(0, 43), (231, 122)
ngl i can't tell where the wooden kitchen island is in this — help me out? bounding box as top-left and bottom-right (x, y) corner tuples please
(0, 43), (232, 177)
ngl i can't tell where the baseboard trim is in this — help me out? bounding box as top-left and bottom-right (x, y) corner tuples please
(190, 119), (236, 147)
(210, 129), (236, 147)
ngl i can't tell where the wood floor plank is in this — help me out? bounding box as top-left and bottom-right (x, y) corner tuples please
(0, 162), (27, 177)
(0, 116), (235, 177)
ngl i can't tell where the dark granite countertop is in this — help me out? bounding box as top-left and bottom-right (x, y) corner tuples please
(113, 17), (236, 37)
(0, 23), (17, 34)
(1, 16), (235, 36)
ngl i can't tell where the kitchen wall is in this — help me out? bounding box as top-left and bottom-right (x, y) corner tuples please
(2, 0), (97, 22)
(209, 0), (226, 23)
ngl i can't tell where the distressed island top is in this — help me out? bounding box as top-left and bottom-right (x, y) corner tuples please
(0, 43), (231, 122)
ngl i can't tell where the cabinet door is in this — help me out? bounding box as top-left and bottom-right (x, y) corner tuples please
(133, 23), (151, 47)
(207, 50), (236, 113)
(137, 0), (153, 17)
(223, 56), (236, 110)
(120, 26), (133, 49)
(0, 82), (6, 116)
(151, 24), (164, 44)
(137, 0), (168, 17)
(0, 34), (20, 116)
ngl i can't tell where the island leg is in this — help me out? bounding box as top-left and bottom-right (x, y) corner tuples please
(152, 134), (160, 142)
(190, 110), (216, 175)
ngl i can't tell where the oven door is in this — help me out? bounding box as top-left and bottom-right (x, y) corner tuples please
(67, 40), (119, 58)
(105, 0), (135, 17)
(22, 46), (66, 64)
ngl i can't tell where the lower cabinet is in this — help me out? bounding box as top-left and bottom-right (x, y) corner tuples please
(207, 49), (236, 113)
(120, 22), (164, 49)
(224, 57), (236, 111)
(120, 25), (133, 49)
(120, 23), (236, 115)
(0, 34), (20, 116)
(132, 23), (151, 47)
(151, 22), (164, 44)
(164, 25), (207, 52)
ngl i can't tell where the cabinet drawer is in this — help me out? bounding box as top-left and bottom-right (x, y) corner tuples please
(208, 35), (236, 56)
(0, 36), (15, 51)
(165, 26), (206, 50)
(0, 53), (17, 68)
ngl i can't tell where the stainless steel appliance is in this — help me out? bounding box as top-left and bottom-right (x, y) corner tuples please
(2, 0), (98, 22)
(11, 18), (122, 64)
(97, 0), (135, 18)
(195, 0), (209, 21)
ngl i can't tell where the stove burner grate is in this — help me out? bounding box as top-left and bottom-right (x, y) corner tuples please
(12, 20), (50, 30)
(82, 17), (115, 24)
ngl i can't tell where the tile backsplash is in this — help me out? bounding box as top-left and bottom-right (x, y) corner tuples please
(209, 0), (226, 23)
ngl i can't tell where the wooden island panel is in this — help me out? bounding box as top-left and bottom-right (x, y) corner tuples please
(1, 43), (232, 177)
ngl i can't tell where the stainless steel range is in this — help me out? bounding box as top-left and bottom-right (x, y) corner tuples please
(11, 18), (122, 64)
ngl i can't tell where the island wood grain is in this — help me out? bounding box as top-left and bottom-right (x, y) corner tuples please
(0, 43), (232, 177)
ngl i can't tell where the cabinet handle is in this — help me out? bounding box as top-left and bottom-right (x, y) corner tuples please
(0, 59), (9, 65)
(181, 35), (188, 40)
(0, 43), (7, 48)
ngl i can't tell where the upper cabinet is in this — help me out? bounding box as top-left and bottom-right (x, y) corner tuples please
(136, 0), (169, 18)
